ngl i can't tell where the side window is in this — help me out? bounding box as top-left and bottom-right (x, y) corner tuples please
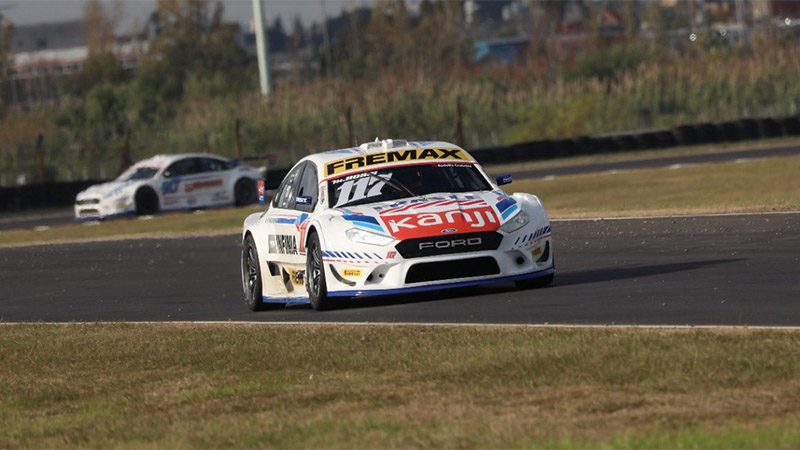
(295, 163), (318, 212)
(164, 158), (198, 178)
(200, 158), (226, 172)
(272, 163), (304, 209)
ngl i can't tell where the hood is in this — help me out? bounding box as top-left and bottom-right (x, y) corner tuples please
(77, 180), (140, 200)
(336, 191), (518, 240)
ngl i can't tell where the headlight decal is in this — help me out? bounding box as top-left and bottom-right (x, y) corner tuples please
(343, 214), (385, 233)
(500, 204), (519, 220)
(345, 227), (395, 246)
(499, 210), (530, 233)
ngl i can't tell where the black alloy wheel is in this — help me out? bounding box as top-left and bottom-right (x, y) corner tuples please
(306, 232), (337, 310)
(242, 234), (272, 311)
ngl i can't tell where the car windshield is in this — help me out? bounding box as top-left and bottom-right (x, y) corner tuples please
(119, 166), (160, 181)
(328, 162), (492, 208)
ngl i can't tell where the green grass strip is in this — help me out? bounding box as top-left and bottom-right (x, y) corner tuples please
(1, 324), (799, 448)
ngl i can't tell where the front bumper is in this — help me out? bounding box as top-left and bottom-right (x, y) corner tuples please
(321, 226), (553, 298)
(74, 199), (134, 220)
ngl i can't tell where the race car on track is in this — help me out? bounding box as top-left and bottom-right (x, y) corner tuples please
(241, 139), (554, 311)
(74, 153), (264, 220)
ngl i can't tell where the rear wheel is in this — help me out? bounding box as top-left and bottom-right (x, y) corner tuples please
(234, 178), (257, 206)
(242, 234), (275, 311)
(306, 232), (338, 310)
(134, 188), (159, 216)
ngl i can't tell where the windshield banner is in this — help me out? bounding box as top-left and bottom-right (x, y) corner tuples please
(324, 148), (473, 177)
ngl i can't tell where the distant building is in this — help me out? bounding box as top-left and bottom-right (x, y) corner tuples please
(5, 20), (146, 108)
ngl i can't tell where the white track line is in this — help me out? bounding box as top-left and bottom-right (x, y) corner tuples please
(1, 321), (799, 330)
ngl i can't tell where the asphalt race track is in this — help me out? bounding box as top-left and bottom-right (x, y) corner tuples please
(1, 213), (798, 325)
(3, 144), (800, 232)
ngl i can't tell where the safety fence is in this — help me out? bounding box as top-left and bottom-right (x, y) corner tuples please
(2, 115), (799, 212)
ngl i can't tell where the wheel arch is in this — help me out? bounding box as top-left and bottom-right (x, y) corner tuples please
(134, 185), (160, 214)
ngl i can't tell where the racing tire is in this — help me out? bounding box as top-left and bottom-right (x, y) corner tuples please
(134, 187), (159, 216)
(306, 232), (338, 310)
(242, 234), (280, 311)
(234, 178), (257, 206)
(514, 273), (554, 290)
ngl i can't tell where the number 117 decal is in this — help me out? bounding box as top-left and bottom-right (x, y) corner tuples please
(334, 172), (392, 207)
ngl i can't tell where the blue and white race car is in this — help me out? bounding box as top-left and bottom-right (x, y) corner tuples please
(241, 139), (554, 311)
(74, 153), (263, 220)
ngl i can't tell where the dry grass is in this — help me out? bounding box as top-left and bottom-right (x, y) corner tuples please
(1, 324), (799, 448)
(512, 155), (800, 218)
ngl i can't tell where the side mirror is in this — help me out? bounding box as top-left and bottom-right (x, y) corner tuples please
(258, 180), (266, 206)
(295, 195), (312, 207)
(163, 170), (172, 178)
(496, 174), (512, 186)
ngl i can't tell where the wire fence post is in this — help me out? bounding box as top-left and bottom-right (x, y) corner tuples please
(35, 134), (46, 183)
(345, 105), (354, 147)
(235, 118), (243, 158)
(120, 127), (133, 175)
(454, 96), (465, 148)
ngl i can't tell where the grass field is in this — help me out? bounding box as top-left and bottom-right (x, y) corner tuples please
(515, 154), (800, 218)
(1, 324), (799, 448)
(2, 154), (800, 246)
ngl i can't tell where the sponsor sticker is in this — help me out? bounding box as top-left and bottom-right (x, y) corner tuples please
(185, 179), (223, 193)
(325, 148), (473, 176)
(268, 234), (298, 255)
(162, 179), (181, 194)
(287, 268), (305, 286)
(342, 269), (362, 277)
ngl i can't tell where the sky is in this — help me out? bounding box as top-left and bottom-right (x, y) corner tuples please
(0, 0), (368, 30)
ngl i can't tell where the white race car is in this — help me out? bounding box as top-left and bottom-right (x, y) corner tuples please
(241, 139), (554, 311)
(74, 153), (264, 220)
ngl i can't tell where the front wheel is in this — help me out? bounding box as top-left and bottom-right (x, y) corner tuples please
(134, 188), (159, 216)
(306, 232), (338, 310)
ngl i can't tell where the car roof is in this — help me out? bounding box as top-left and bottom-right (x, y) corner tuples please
(298, 140), (475, 180)
(132, 153), (230, 168)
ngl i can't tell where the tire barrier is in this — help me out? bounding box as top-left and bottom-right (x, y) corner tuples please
(3, 114), (800, 212)
(0, 180), (100, 212)
(470, 114), (800, 165)
(0, 166), (292, 213)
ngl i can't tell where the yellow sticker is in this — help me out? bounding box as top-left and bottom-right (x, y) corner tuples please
(325, 148), (473, 177)
(531, 247), (543, 257)
(342, 269), (362, 277)
(287, 269), (305, 286)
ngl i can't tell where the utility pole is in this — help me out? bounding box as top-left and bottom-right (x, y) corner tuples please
(252, 0), (271, 96)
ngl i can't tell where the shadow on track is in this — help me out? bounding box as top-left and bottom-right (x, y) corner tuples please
(554, 258), (745, 287)
(283, 258), (745, 313)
